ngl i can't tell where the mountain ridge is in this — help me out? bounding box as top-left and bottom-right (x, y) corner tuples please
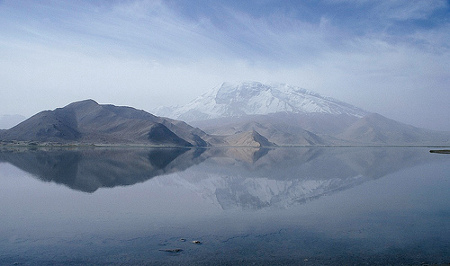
(1, 81), (449, 147)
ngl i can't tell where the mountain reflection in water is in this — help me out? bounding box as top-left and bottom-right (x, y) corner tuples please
(0, 148), (206, 193)
(153, 147), (444, 210)
(0, 147), (442, 209)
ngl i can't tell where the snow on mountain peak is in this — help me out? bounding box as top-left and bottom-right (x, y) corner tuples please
(154, 81), (368, 121)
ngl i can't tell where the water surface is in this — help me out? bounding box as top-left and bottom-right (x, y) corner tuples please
(0, 147), (448, 265)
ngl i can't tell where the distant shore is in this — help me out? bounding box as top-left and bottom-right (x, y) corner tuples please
(1, 140), (450, 150)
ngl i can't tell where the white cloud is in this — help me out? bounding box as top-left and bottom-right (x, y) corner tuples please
(0, 0), (449, 130)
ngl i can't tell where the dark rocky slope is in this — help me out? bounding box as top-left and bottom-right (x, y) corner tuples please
(0, 100), (210, 146)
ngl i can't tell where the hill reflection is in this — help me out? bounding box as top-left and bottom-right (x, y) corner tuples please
(0, 148), (207, 192)
(0, 147), (441, 207)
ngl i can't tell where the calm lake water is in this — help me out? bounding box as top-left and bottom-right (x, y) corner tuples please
(0, 147), (448, 265)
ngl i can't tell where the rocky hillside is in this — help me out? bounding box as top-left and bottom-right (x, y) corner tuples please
(0, 100), (211, 146)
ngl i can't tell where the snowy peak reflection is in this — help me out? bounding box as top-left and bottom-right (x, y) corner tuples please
(207, 147), (270, 164)
(0, 148), (207, 192)
(155, 147), (442, 210)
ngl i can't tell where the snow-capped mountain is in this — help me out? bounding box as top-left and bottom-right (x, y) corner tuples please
(154, 81), (369, 122)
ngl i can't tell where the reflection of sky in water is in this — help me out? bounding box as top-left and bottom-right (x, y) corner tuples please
(0, 148), (448, 264)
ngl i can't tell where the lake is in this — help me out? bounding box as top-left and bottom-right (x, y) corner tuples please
(0, 147), (448, 265)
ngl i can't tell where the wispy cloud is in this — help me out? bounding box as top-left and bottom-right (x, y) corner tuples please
(0, 0), (449, 130)
(375, 0), (447, 21)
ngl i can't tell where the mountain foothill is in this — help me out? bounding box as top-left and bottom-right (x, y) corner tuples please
(1, 82), (449, 147)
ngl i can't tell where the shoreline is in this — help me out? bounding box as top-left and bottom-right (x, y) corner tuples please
(1, 140), (450, 151)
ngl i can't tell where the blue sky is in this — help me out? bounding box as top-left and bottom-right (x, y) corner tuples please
(0, 0), (449, 130)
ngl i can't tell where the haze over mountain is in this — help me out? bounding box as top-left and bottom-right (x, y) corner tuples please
(0, 114), (26, 129)
(154, 82), (369, 121)
(155, 81), (450, 146)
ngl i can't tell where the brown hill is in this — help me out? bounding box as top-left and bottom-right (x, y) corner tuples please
(0, 100), (210, 146)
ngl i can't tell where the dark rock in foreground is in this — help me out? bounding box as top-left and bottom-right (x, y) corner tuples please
(430, 149), (450, 154)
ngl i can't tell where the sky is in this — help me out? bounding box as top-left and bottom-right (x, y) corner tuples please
(0, 0), (449, 131)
